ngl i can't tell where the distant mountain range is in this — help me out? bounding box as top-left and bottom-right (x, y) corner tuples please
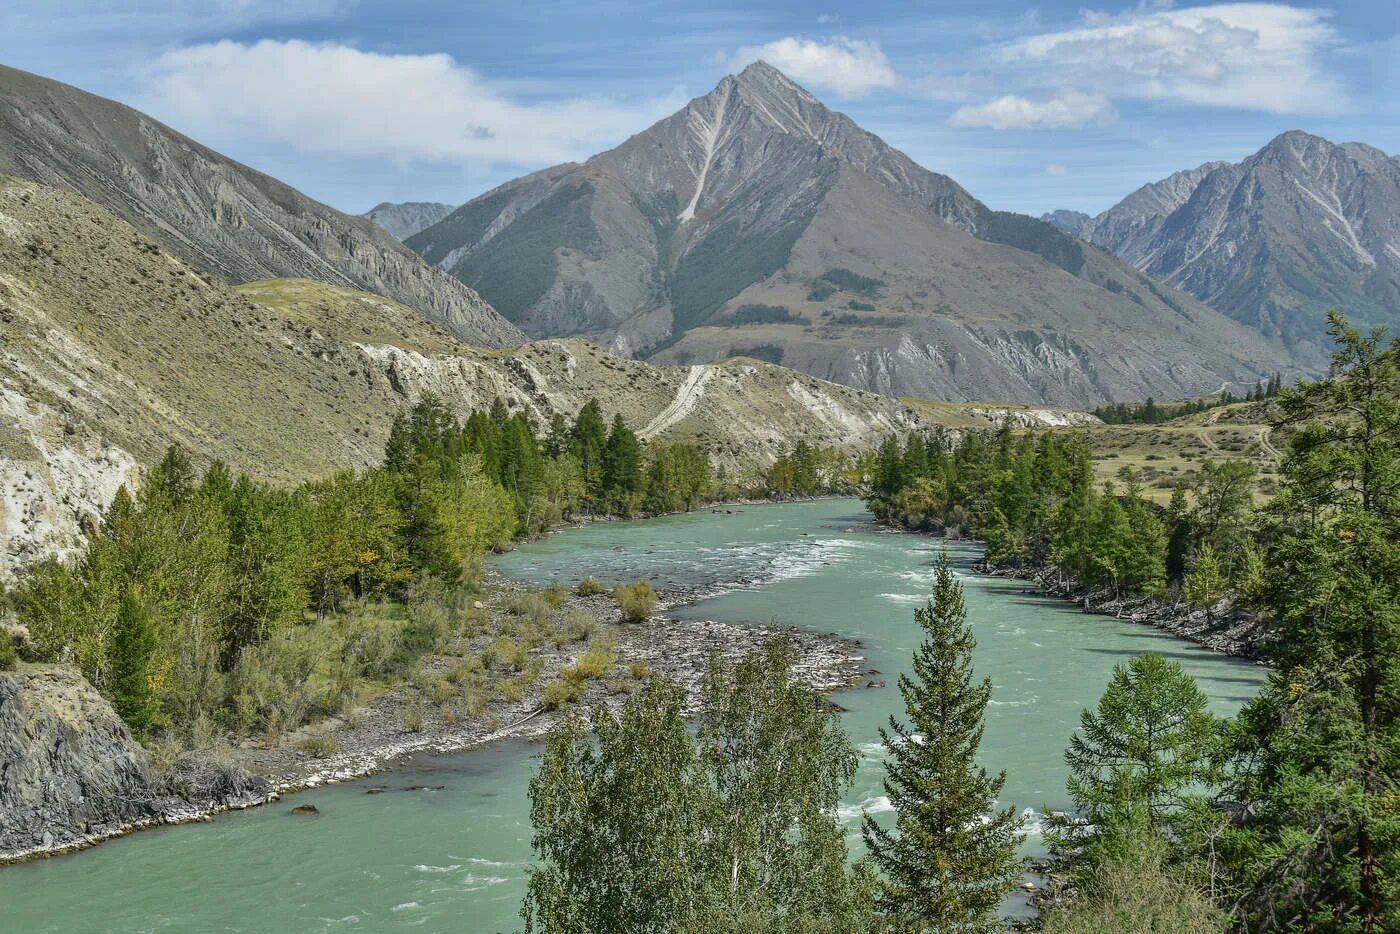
(0, 64), (521, 348)
(403, 62), (1299, 406)
(1045, 132), (1400, 343)
(364, 201), (458, 240)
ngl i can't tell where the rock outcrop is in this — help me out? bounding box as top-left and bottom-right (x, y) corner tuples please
(0, 666), (272, 861)
(363, 201), (458, 241)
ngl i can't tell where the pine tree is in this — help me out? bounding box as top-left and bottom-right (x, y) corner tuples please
(863, 553), (1021, 930)
(602, 414), (642, 508)
(568, 400), (609, 509)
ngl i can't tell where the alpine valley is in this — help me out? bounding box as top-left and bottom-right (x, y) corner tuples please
(1, 37), (1396, 934)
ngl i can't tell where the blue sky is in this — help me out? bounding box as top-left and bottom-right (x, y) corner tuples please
(6, 1), (1397, 216)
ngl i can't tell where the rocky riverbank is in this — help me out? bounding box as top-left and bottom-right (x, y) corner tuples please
(0, 574), (866, 864)
(974, 562), (1268, 659)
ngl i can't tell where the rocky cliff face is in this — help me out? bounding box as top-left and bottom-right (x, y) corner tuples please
(363, 201), (458, 241)
(1082, 133), (1400, 342)
(1039, 209), (1091, 236)
(407, 61), (1300, 405)
(0, 64), (522, 348)
(0, 666), (162, 858)
(0, 666), (273, 861)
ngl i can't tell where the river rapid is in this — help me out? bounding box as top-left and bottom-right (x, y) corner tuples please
(0, 499), (1264, 932)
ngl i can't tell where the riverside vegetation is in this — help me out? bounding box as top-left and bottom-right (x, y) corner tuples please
(519, 313), (1396, 931)
(0, 392), (859, 756)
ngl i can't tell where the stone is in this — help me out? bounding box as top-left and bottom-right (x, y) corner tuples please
(290, 805), (320, 816)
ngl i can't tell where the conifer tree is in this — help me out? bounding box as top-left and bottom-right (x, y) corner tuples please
(602, 414), (642, 504)
(1221, 313), (1400, 931)
(1182, 543), (1226, 615)
(109, 586), (165, 740)
(863, 553), (1020, 930)
(568, 400), (609, 508)
(1061, 654), (1218, 838)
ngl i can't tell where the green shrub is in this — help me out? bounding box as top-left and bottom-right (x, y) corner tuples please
(400, 695), (426, 733)
(552, 610), (594, 647)
(297, 731), (338, 759)
(571, 643), (616, 680)
(505, 592), (552, 625)
(574, 577), (606, 597)
(628, 659), (652, 680)
(485, 637), (530, 671)
(542, 677), (578, 709)
(542, 582), (568, 608)
(612, 582), (658, 623)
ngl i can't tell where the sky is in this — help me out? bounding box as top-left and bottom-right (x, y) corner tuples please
(5, 1), (1398, 217)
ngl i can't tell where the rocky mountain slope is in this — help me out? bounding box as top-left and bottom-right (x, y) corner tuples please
(1040, 209), (1092, 236)
(407, 61), (1299, 405)
(363, 201), (458, 241)
(1071, 133), (1400, 342)
(2, 175), (1064, 582)
(0, 64), (521, 348)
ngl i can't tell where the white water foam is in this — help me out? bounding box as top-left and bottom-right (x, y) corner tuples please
(837, 795), (894, 823)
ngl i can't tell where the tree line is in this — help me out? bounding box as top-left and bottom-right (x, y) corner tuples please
(868, 420), (1263, 610)
(1092, 373), (1283, 425)
(1, 396), (717, 744)
(523, 314), (1398, 931)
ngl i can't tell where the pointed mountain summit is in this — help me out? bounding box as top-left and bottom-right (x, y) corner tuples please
(0, 64), (522, 347)
(1085, 131), (1400, 342)
(410, 63), (1300, 405)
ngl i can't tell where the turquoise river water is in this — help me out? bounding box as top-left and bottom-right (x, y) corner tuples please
(0, 499), (1265, 932)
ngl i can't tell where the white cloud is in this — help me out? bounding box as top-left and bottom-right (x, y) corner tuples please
(1044, 163), (1069, 176)
(1003, 3), (1344, 113)
(729, 36), (898, 97)
(950, 89), (1118, 130)
(146, 39), (681, 164)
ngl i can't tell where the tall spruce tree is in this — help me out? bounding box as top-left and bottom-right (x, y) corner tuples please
(863, 553), (1021, 930)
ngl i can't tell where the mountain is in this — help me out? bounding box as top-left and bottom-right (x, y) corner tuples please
(0, 64), (522, 348)
(406, 61), (1301, 406)
(364, 201), (458, 240)
(1040, 209), (1091, 236)
(4, 175), (1069, 582)
(1082, 133), (1400, 342)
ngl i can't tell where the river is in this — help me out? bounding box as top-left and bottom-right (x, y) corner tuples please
(0, 499), (1265, 932)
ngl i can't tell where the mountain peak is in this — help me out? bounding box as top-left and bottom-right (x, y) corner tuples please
(1087, 127), (1400, 343)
